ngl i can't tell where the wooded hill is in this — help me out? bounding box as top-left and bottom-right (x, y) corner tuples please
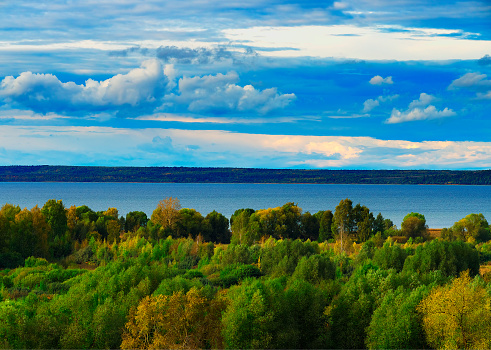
(1, 166), (491, 184)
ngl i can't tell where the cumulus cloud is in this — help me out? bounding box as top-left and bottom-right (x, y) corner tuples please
(386, 93), (455, 123)
(166, 71), (296, 114)
(362, 94), (398, 112)
(448, 72), (491, 90)
(448, 72), (491, 99)
(387, 106), (456, 124)
(408, 93), (435, 108)
(0, 60), (166, 113)
(369, 75), (393, 85)
(363, 99), (379, 112)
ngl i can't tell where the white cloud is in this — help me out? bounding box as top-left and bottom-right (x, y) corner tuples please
(363, 94), (398, 112)
(0, 59), (166, 112)
(448, 72), (491, 99)
(448, 72), (491, 90)
(167, 71), (296, 114)
(369, 75), (393, 85)
(363, 99), (379, 112)
(408, 93), (435, 109)
(386, 93), (455, 124)
(0, 61), (295, 116)
(387, 105), (456, 124)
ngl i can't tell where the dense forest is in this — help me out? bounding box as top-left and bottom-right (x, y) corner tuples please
(2, 165), (491, 184)
(1, 197), (491, 349)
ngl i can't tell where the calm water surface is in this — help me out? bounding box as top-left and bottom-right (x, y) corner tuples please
(0, 183), (489, 228)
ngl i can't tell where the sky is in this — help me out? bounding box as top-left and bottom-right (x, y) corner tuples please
(0, 0), (490, 169)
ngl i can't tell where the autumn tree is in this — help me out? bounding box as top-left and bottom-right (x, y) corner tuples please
(151, 197), (182, 234)
(418, 271), (491, 349)
(121, 288), (225, 349)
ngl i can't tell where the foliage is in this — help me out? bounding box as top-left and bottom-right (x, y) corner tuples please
(418, 271), (491, 349)
(121, 287), (225, 350)
(401, 212), (428, 240)
(403, 239), (479, 277)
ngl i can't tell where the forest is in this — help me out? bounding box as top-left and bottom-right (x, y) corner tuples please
(2, 165), (491, 184)
(1, 197), (491, 349)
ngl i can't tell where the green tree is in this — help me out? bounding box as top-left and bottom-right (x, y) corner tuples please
(367, 285), (430, 349)
(403, 239), (479, 277)
(174, 208), (205, 239)
(331, 199), (354, 253)
(317, 210), (333, 241)
(300, 211), (319, 241)
(125, 211), (148, 232)
(445, 213), (490, 242)
(41, 199), (67, 239)
(204, 210), (230, 243)
(401, 212), (427, 240)
(230, 209), (255, 245)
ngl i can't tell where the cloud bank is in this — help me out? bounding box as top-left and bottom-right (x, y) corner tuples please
(0, 61), (295, 116)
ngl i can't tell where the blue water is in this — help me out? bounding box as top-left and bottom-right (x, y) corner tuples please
(0, 183), (489, 228)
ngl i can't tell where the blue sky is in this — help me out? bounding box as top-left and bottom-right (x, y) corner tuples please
(0, 0), (490, 169)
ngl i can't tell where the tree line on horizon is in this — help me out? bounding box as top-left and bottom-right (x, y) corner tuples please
(1, 165), (491, 184)
(1, 197), (491, 349)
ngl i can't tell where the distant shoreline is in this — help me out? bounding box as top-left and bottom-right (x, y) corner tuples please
(0, 165), (490, 185)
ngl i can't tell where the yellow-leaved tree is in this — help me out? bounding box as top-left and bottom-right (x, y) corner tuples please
(151, 197), (181, 231)
(418, 271), (491, 349)
(121, 287), (225, 350)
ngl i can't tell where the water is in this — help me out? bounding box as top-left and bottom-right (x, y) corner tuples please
(0, 182), (489, 228)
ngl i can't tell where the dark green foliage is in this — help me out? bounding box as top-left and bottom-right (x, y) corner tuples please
(318, 210), (334, 241)
(366, 285), (431, 349)
(325, 265), (431, 349)
(292, 254), (336, 284)
(403, 239), (480, 277)
(219, 244), (256, 266)
(0, 251), (23, 269)
(41, 199), (67, 240)
(222, 278), (331, 349)
(204, 210), (230, 243)
(230, 208), (255, 245)
(218, 263), (262, 287)
(300, 211), (319, 241)
(124, 211), (148, 232)
(372, 242), (411, 272)
(260, 239), (318, 277)
(183, 269), (204, 279)
(174, 208), (205, 239)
